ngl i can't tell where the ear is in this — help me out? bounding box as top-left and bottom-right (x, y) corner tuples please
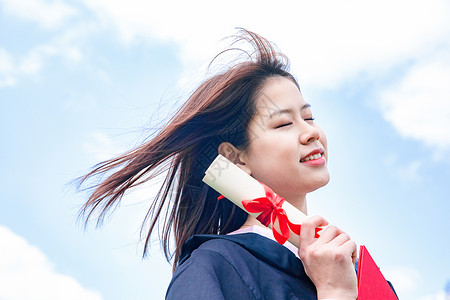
(217, 142), (251, 175)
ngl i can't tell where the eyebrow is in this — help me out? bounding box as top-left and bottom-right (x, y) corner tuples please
(268, 103), (311, 119)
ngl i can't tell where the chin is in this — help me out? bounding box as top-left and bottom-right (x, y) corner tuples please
(319, 172), (331, 187)
(307, 173), (331, 193)
(310, 179), (329, 192)
(277, 176), (330, 199)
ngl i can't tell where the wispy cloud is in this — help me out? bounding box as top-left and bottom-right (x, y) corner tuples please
(0, 0), (101, 88)
(3, 0), (450, 155)
(419, 291), (447, 300)
(0, 48), (16, 87)
(3, 12), (111, 89)
(383, 266), (421, 298)
(0, 0), (78, 29)
(380, 47), (450, 152)
(383, 267), (449, 300)
(0, 38), (83, 88)
(396, 160), (423, 183)
(76, 0), (450, 155)
(80, 0), (450, 87)
(82, 132), (125, 162)
(0, 226), (102, 300)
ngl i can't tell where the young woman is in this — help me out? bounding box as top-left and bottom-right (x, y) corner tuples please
(80, 29), (359, 299)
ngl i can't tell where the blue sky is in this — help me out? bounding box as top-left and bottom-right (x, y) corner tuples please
(1, 0), (449, 299)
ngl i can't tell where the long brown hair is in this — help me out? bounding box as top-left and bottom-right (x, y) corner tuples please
(79, 29), (298, 269)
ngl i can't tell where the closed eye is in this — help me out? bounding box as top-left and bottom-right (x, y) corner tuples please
(276, 123), (293, 129)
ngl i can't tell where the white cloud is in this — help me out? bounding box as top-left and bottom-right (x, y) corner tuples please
(0, 41), (83, 88)
(400, 161), (422, 182)
(419, 291), (447, 300)
(380, 48), (450, 151)
(0, 226), (102, 300)
(0, 48), (17, 87)
(381, 266), (449, 300)
(383, 266), (421, 294)
(4, 0), (450, 153)
(383, 157), (424, 182)
(81, 0), (450, 88)
(0, 0), (105, 88)
(82, 132), (125, 162)
(79, 0), (450, 156)
(0, 49), (14, 72)
(0, 0), (78, 29)
(19, 38), (84, 76)
(0, 21), (94, 88)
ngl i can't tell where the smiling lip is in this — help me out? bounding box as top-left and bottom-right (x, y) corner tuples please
(300, 148), (326, 166)
(302, 156), (326, 166)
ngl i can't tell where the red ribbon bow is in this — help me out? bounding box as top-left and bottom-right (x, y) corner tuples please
(218, 183), (321, 245)
(241, 184), (299, 244)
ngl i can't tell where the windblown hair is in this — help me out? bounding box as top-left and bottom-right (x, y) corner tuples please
(79, 29), (298, 269)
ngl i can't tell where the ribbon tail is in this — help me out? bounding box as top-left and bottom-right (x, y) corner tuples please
(271, 212), (290, 245)
(272, 229), (288, 244)
(286, 218), (319, 238)
(287, 220), (301, 235)
(314, 227), (322, 238)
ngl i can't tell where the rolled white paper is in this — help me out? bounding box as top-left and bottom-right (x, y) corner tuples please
(202, 154), (310, 248)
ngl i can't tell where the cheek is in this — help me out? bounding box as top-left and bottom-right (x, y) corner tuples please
(248, 135), (295, 169)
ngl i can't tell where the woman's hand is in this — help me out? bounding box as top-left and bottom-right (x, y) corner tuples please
(298, 215), (358, 300)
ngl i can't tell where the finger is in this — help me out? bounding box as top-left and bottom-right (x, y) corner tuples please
(341, 240), (358, 263)
(315, 225), (343, 244)
(330, 233), (357, 265)
(300, 215), (329, 248)
(328, 232), (351, 247)
(352, 246), (358, 266)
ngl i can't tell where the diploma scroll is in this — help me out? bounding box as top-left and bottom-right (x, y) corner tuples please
(202, 154), (310, 248)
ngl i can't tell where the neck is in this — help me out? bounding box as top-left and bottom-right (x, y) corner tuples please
(285, 193), (308, 214)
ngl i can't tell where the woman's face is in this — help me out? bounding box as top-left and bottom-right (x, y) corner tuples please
(240, 76), (329, 199)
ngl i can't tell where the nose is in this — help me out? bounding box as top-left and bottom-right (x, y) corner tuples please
(299, 123), (320, 144)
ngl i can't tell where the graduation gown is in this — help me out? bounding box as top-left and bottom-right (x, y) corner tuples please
(166, 233), (317, 299)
